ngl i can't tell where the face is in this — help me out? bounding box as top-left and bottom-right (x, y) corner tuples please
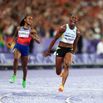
(24, 16), (33, 26)
(69, 16), (78, 27)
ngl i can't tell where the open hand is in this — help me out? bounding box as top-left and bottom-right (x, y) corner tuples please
(7, 42), (12, 48)
(7, 42), (15, 49)
(43, 50), (51, 57)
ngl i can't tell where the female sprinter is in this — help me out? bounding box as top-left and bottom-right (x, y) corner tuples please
(9, 15), (40, 88)
(44, 16), (81, 92)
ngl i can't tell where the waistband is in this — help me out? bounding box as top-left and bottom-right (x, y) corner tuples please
(16, 42), (29, 46)
(58, 46), (73, 49)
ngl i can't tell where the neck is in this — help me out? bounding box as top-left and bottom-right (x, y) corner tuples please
(69, 25), (75, 30)
(24, 23), (30, 29)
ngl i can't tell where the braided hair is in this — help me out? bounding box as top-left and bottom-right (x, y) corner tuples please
(20, 16), (27, 26)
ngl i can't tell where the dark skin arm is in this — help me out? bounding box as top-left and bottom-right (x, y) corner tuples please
(43, 25), (66, 56)
(13, 26), (20, 41)
(30, 29), (40, 44)
(72, 29), (81, 54)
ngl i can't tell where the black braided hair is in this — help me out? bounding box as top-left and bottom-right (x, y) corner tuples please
(20, 16), (27, 26)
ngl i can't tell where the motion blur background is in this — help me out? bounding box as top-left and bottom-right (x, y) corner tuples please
(0, 1), (103, 103)
(0, 0), (103, 67)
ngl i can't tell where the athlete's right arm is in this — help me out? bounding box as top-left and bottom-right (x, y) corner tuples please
(13, 26), (20, 40)
(43, 25), (66, 56)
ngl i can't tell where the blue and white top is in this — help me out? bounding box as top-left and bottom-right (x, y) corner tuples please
(18, 27), (31, 38)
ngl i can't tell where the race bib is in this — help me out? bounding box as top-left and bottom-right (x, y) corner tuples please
(18, 30), (30, 38)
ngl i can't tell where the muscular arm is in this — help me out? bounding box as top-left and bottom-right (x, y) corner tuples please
(30, 29), (40, 44)
(12, 26), (20, 41)
(73, 29), (81, 53)
(13, 26), (19, 41)
(47, 25), (66, 52)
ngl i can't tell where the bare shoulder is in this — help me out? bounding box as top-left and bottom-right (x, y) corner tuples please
(60, 24), (66, 30)
(76, 27), (81, 37)
(31, 28), (35, 31)
(17, 26), (20, 30)
(59, 24), (66, 33)
(31, 28), (37, 33)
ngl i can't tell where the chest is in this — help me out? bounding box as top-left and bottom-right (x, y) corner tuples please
(63, 28), (77, 39)
(18, 29), (30, 38)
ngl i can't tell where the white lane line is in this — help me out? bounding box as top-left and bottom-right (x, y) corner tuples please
(65, 98), (71, 103)
(0, 89), (36, 93)
(65, 88), (103, 91)
(0, 87), (103, 92)
(0, 93), (12, 103)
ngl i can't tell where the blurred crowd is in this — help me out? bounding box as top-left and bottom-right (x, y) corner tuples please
(0, 0), (103, 53)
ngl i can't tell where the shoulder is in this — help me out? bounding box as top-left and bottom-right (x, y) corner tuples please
(30, 28), (37, 35)
(17, 26), (20, 31)
(31, 28), (37, 32)
(76, 27), (81, 37)
(59, 24), (66, 33)
(60, 24), (66, 29)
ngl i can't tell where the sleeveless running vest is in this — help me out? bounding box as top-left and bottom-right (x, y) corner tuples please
(60, 24), (77, 44)
(17, 27), (32, 45)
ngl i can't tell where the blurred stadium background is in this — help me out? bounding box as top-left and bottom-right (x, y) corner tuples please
(0, 0), (103, 68)
(0, 0), (103, 103)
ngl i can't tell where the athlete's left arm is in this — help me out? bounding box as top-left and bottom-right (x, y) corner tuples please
(72, 29), (81, 54)
(30, 29), (40, 44)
